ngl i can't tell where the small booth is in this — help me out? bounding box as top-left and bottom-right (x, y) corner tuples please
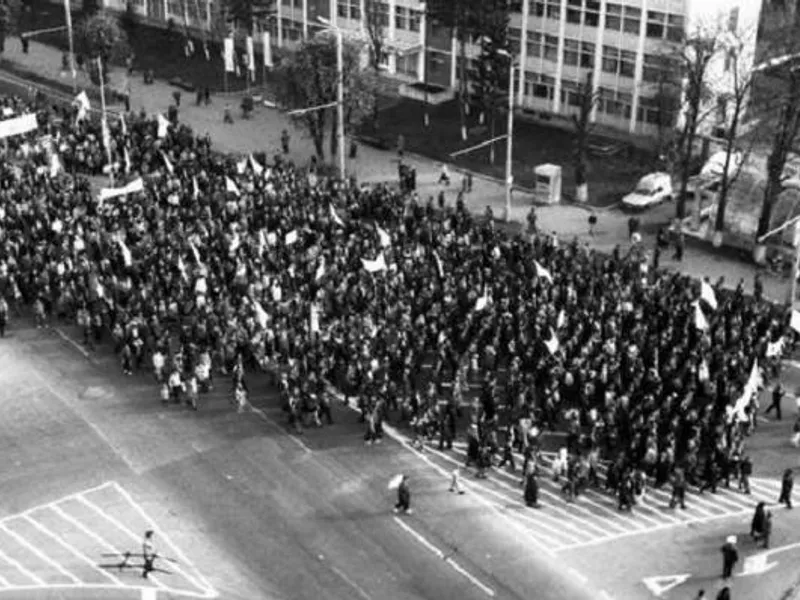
(533, 163), (562, 205)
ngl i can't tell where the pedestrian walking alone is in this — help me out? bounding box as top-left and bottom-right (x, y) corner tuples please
(765, 383), (784, 421)
(779, 468), (794, 509)
(394, 475), (412, 515)
(720, 535), (738, 579)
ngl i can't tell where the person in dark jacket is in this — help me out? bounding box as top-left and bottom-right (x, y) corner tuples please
(394, 475), (412, 515)
(750, 502), (766, 540)
(765, 383), (784, 421)
(721, 536), (738, 579)
(779, 468), (794, 509)
(524, 463), (539, 508)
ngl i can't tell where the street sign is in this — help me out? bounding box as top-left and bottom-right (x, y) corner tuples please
(643, 574), (691, 597)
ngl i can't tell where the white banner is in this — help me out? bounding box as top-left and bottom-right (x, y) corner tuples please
(98, 177), (144, 202)
(0, 113), (38, 139)
(246, 36), (255, 79)
(262, 31), (273, 68)
(224, 37), (235, 73)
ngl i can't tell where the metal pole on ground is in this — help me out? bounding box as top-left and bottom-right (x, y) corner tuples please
(335, 27), (345, 180)
(503, 61), (515, 222)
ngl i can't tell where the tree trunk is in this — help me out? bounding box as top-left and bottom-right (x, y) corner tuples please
(675, 108), (698, 220)
(458, 30), (468, 141)
(714, 110), (740, 234)
(309, 116), (325, 160)
(489, 107), (496, 165)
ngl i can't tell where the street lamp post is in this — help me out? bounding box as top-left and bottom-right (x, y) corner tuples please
(64, 0), (76, 93)
(318, 17), (346, 181)
(497, 48), (516, 222)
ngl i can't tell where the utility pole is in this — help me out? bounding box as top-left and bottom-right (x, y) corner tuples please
(64, 0), (76, 92)
(96, 57), (114, 186)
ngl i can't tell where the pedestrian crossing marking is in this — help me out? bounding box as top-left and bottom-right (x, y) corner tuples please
(0, 481), (218, 598)
(419, 440), (786, 553)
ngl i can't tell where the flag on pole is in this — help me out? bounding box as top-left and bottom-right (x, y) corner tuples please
(123, 147), (131, 174)
(246, 36), (256, 80)
(387, 474), (404, 490)
(700, 280), (718, 310)
(315, 257), (326, 281)
(544, 329), (560, 355)
(361, 253), (387, 273)
(263, 31), (273, 68)
(101, 118), (111, 150)
(253, 299), (269, 329)
(733, 359), (761, 420)
(249, 154), (264, 175)
(694, 302), (709, 331)
(236, 158), (247, 174)
(556, 309), (566, 329)
(161, 151), (174, 175)
(189, 241), (202, 265)
(285, 230), (299, 245)
(120, 114), (127, 136)
(225, 176), (240, 195)
(192, 176), (200, 200)
(433, 251), (444, 278)
(329, 204), (344, 227)
(49, 152), (61, 178)
(157, 114), (170, 138)
(534, 261), (553, 283)
(117, 238), (132, 267)
(698, 358), (709, 382)
(224, 37), (235, 73)
(98, 177), (144, 202)
(791, 310), (800, 334)
(310, 304), (320, 333)
(177, 255), (188, 281)
(376, 224), (391, 248)
(74, 91), (90, 121)
(767, 337), (786, 358)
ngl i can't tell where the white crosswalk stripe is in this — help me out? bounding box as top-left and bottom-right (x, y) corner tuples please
(423, 440), (787, 552)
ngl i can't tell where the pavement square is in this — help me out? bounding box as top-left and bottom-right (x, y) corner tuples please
(0, 482), (217, 598)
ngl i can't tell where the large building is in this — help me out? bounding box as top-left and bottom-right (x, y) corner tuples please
(98, 0), (763, 138)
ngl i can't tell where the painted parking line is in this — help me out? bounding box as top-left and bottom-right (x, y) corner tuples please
(0, 481), (218, 598)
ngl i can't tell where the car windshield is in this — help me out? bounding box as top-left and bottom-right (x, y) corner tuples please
(634, 185), (656, 195)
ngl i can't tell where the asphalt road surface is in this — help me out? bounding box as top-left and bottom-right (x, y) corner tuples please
(0, 320), (601, 600)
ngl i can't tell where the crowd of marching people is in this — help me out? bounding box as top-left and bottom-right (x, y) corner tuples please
(0, 90), (795, 512)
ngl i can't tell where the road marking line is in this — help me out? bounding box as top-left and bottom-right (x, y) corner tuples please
(53, 327), (91, 359)
(74, 498), (170, 593)
(248, 405), (311, 454)
(0, 573), (8, 588)
(21, 515), (124, 586)
(142, 587), (158, 600)
(393, 517), (495, 598)
(0, 481), (116, 526)
(329, 564), (371, 600)
(567, 567), (588, 585)
(30, 371), (141, 474)
(110, 483), (219, 598)
(0, 539), (47, 585)
(0, 523), (80, 584)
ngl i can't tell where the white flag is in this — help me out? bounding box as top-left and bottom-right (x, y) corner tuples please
(101, 118), (111, 150)
(535, 261), (553, 283)
(310, 304), (320, 333)
(474, 294), (489, 312)
(734, 360), (761, 420)
(694, 302), (709, 331)
(376, 224), (391, 248)
(123, 147), (131, 174)
(766, 337), (786, 358)
(556, 309), (566, 329)
(433, 251), (444, 278)
(157, 114), (170, 139)
(285, 230), (299, 245)
(177, 256), (188, 281)
(236, 158), (247, 174)
(117, 238), (132, 267)
(225, 176), (240, 196)
(329, 204), (344, 227)
(249, 154), (264, 175)
(315, 257), (326, 281)
(192, 176), (200, 200)
(246, 36), (255, 80)
(698, 358), (709, 382)
(49, 152), (61, 178)
(361, 253), (387, 273)
(253, 299), (269, 329)
(791, 310), (800, 334)
(189, 241), (202, 265)
(545, 329), (560, 355)
(161, 151), (174, 174)
(263, 31), (273, 68)
(98, 177), (144, 202)
(224, 37), (235, 73)
(120, 114), (127, 136)
(701, 280), (718, 310)
(74, 91), (90, 121)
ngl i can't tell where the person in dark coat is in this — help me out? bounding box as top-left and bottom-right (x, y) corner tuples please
(761, 511), (773, 549)
(394, 475), (412, 515)
(721, 536), (738, 579)
(779, 468), (794, 509)
(765, 383), (784, 421)
(716, 587), (731, 600)
(750, 502), (766, 540)
(524, 463), (539, 508)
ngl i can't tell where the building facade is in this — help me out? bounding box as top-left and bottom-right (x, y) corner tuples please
(95, 0), (762, 138)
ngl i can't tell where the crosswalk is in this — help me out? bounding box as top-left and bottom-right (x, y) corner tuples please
(418, 440), (788, 553)
(0, 481), (217, 598)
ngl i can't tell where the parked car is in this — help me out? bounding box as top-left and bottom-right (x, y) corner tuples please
(621, 172), (674, 211)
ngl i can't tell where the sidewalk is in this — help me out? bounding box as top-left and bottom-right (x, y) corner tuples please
(1, 39), (789, 302)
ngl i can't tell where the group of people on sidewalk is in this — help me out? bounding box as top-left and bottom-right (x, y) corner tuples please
(0, 92), (796, 520)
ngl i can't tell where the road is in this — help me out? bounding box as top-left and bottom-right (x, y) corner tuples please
(0, 320), (602, 600)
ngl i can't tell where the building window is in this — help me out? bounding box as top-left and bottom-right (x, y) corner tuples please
(408, 9), (421, 31)
(525, 72), (555, 99)
(620, 50), (635, 77)
(509, 27), (522, 55)
(563, 39), (579, 66)
(602, 46), (617, 74)
(561, 78), (581, 106)
(638, 95), (671, 125)
(337, 0), (361, 20)
(623, 6), (641, 34)
(605, 3), (621, 31)
(585, 0), (600, 27)
(567, 0), (581, 24)
(533, 0), (560, 19)
(375, 2), (390, 27)
(281, 18), (302, 41)
(580, 41), (595, 68)
(544, 34), (559, 62)
(397, 53), (417, 77)
(395, 5), (408, 29)
(601, 46), (634, 78)
(666, 14), (684, 42)
(646, 11), (666, 38)
(527, 32), (542, 58)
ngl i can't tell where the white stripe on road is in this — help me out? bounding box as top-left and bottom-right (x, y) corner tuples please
(53, 327), (91, 359)
(0, 546), (43, 586)
(248, 405), (312, 454)
(393, 517), (496, 598)
(0, 523), (80, 584)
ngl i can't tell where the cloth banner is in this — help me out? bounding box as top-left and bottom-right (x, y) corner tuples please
(545, 329), (560, 355)
(246, 36), (255, 79)
(329, 204), (344, 227)
(225, 176), (240, 195)
(74, 91), (91, 121)
(534, 261), (553, 283)
(791, 310), (800, 334)
(376, 225), (391, 248)
(701, 280), (718, 310)
(157, 114), (170, 139)
(733, 360), (761, 421)
(362, 254), (387, 273)
(98, 177), (144, 202)
(694, 302), (709, 331)
(263, 31), (273, 68)
(285, 230), (299, 245)
(0, 113), (38, 139)
(224, 37), (235, 73)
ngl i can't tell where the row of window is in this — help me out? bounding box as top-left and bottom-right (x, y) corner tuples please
(336, 0), (422, 31)
(530, 1), (685, 42)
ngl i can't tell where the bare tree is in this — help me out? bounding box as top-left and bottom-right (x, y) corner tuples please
(674, 33), (719, 220)
(572, 71), (599, 203)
